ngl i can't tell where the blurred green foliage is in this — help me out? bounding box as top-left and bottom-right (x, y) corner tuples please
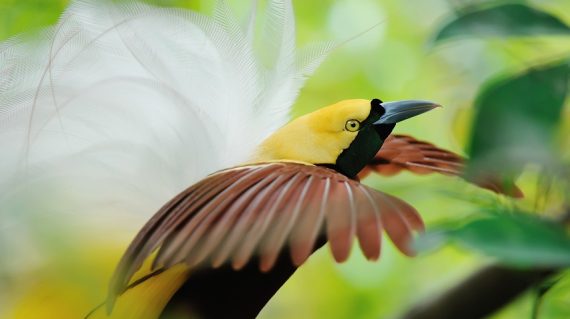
(467, 60), (569, 178)
(2, 0), (570, 319)
(0, 0), (65, 39)
(432, 4), (570, 44)
(538, 272), (570, 318)
(422, 213), (570, 267)
(425, 0), (570, 270)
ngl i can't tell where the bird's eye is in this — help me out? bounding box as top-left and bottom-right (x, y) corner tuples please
(345, 119), (360, 132)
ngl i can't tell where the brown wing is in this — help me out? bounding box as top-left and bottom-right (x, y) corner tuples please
(110, 162), (424, 300)
(360, 134), (523, 198)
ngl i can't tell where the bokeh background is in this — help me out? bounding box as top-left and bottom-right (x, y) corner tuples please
(1, 0), (570, 318)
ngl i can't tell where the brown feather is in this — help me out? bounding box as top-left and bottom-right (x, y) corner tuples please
(221, 173), (288, 269)
(184, 173), (277, 268)
(199, 168), (284, 264)
(109, 162), (424, 302)
(289, 178), (328, 266)
(149, 169), (248, 270)
(361, 134), (523, 197)
(374, 191), (419, 256)
(227, 173), (296, 269)
(158, 165), (278, 268)
(354, 185), (382, 261)
(259, 173), (310, 272)
(325, 181), (356, 263)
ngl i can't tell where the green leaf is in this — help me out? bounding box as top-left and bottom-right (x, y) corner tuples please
(536, 272), (570, 319)
(532, 276), (562, 319)
(433, 4), (570, 44)
(467, 60), (569, 177)
(450, 214), (570, 267)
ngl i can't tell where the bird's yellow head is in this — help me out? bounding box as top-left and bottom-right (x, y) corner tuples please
(254, 98), (439, 178)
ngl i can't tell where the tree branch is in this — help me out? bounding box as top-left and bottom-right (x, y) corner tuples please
(399, 265), (556, 319)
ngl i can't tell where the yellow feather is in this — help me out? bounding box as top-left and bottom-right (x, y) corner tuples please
(253, 100), (372, 164)
(88, 265), (190, 319)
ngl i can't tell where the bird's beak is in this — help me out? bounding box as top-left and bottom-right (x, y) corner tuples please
(374, 100), (440, 124)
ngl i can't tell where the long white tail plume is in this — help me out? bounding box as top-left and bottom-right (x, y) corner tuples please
(0, 0), (332, 283)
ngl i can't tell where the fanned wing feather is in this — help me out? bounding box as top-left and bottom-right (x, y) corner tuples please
(109, 162), (424, 306)
(361, 134), (523, 198)
(0, 0), (332, 277)
(325, 181), (356, 263)
(354, 185), (382, 260)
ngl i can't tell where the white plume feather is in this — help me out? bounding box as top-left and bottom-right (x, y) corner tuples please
(0, 0), (333, 277)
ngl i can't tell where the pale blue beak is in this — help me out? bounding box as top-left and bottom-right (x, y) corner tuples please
(374, 100), (440, 124)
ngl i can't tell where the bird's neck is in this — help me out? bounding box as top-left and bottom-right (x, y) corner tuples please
(331, 123), (396, 179)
